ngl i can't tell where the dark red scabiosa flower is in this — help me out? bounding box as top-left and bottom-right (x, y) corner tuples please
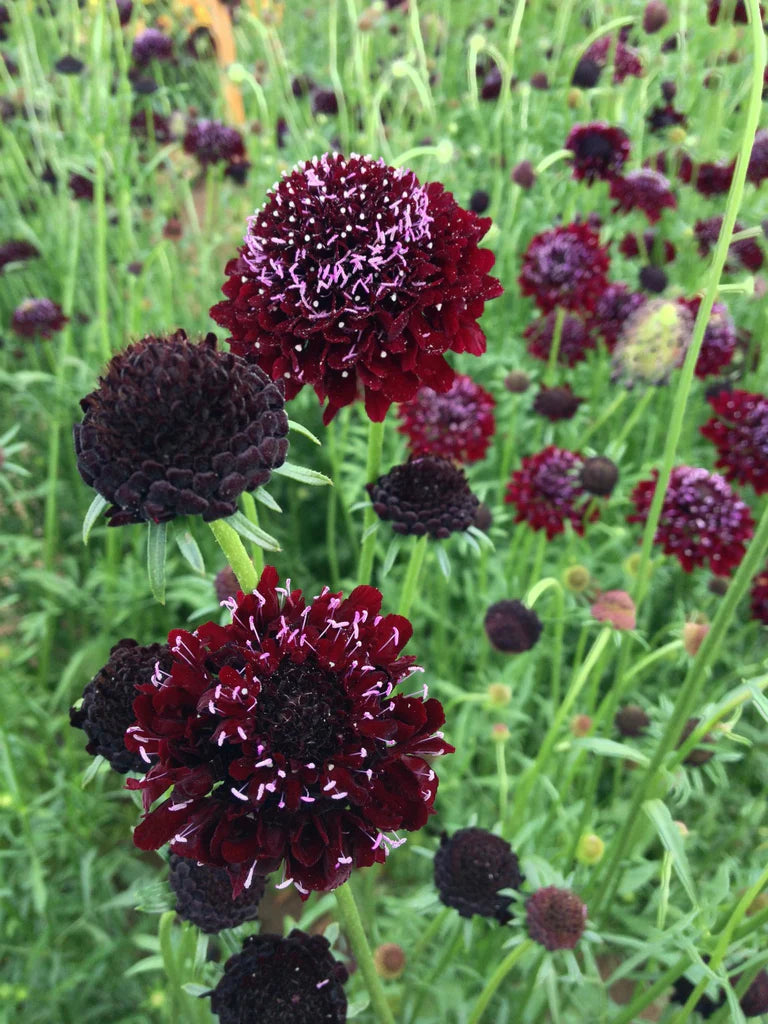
(610, 170), (677, 223)
(572, 58), (602, 88)
(129, 109), (173, 143)
(643, 1), (669, 33)
(210, 153), (502, 424)
(525, 312), (595, 367)
(434, 828), (524, 923)
(0, 239), (39, 272)
(396, 373), (496, 464)
(676, 297), (737, 378)
(69, 173), (95, 201)
(511, 160), (536, 189)
(73, 330), (289, 526)
(526, 887), (587, 951)
(583, 35), (644, 83)
(670, 971), (723, 1019)
(564, 122), (631, 183)
(504, 370), (531, 394)
(619, 232), (676, 264)
(169, 854), (265, 933)
(126, 567), (453, 897)
(581, 456), (619, 497)
(505, 446), (595, 539)
(701, 389), (768, 495)
(131, 28), (173, 66)
(484, 600), (543, 653)
(532, 384), (583, 421)
(646, 103), (687, 133)
(615, 704), (650, 737)
(747, 129), (768, 186)
(592, 283), (647, 352)
(367, 455), (479, 538)
(693, 159), (736, 198)
(183, 119), (246, 167)
(518, 222), (610, 314)
(628, 466), (755, 575)
(11, 297), (68, 338)
(694, 216), (765, 273)
(639, 265), (668, 293)
(480, 65), (503, 100)
(707, 0), (764, 23)
(210, 930), (348, 1024)
(70, 639), (170, 774)
(311, 88), (339, 115)
(116, 0), (132, 26)
(750, 564), (768, 624)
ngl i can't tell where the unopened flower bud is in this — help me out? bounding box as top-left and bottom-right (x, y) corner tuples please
(491, 722), (511, 743)
(567, 87), (582, 108)
(504, 370), (531, 393)
(575, 833), (605, 865)
(487, 683), (511, 707)
(581, 456), (618, 497)
(615, 704), (650, 737)
(374, 943), (406, 980)
(643, 1), (669, 33)
(571, 714), (592, 738)
(511, 160), (535, 189)
(591, 590), (636, 630)
(683, 617), (709, 656)
(674, 820), (689, 838)
(563, 565), (591, 593)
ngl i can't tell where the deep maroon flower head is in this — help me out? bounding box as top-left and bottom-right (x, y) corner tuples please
(526, 887), (587, 951)
(367, 455), (479, 538)
(210, 153), (502, 424)
(0, 239), (39, 273)
(615, 704), (650, 737)
(572, 58), (602, 88)
(646, 103), (686, 133)
(583, 35), (643, 83)
(581, 456), (618, 496)
(55, 54), (85, 75)
(126, 567), (453, 897)
(504, 370), (531, 394)
(532, 384), (583, 421)
(565, 122), (631, 183)
(311, 88), (339, 115)
(668, 960), (768, 1019)
(694, 159), (736, 198)
(209, 930), (348, 1024)
(469, 190), (490, 214)
(592, 283), (646, 352)
(525, 312), (596, 367)
(610, 170), (676, 223)
(397, 373), (496, 464)
(694, 216), (764, 273)
(434, 828), (524, 923)
(643, 1), (669, 33)
(747, 130), (768, 185)
(484, 600), (542, 653)
(676, 297), (736, 378)
(70, 639), (170, 773)
(505, 446), (595, 539)
(130, 109), (173, 143)
(116, 0), (133, 26)
(73, 330), (289, 526)
(707, 0), (763, 23)
(628, 466), (755, 575)
(183, 119), (246, 167)
(169, 854), (265, 933)
(0, 4), (8, 41)
(480, 65), (502, 100)
(69, 173), (95, 201)
(11, 297), (68, 338)
(738, 970), (768, 1017)
(701, 389), (768, 494)
(619, 232), (676, 264)
(214, 566), (240, 604)
(511, 160), (536, 188)
(131, 28), (173, 66)
(639, 265), (668, 293)
(518, 222), (610, 313)
(751, 564), (768, 624)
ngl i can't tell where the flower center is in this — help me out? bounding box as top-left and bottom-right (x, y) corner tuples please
(577, 132), (615, 163)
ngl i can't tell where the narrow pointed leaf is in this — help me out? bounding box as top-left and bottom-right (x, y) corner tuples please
(83, 494), (109, 545)
(147, 521), (167, 605)
(226, 510), (281, 551)
(175, 530), (205, 575)
(273, 461), (333, 487)
(287, 418), (322, 445)
(253, 487), (282, 513)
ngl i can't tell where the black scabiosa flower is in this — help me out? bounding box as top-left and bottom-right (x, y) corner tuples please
(565, 122), (630, 183)
(610, 169), (677, 223)
(131, 28), (173, 66)
(740, 969), (768, 1016)
(469, 189), (490, 214)
(169, 855), (265, 933)
(73, 330), (289, 526)
(210, 153), (502, 424)
(183, 118), (246, 167)
(397, 374), (495, 464)
(69, 172), (95, 201)
(691, 159), (736, 198)
(367, 455), (479, 538)
(311, 88), (339, 115)
(639, 265), (668, 293)
(701, 389), (768, 495)
(615, 704), (650, 737)
(0, 239), (39, 273)
(54, 54), (85, 74)
(127, 567), (453, 897)
(116, 0), (132, 26)
(643, 0), (669, 33)
(581, 456), (618, 497)
(505, 446), (595, 539)
(70, 639), (170, 773)
(525, 312), (595, 366)
(434, 828), (524, 923)
(526, 887), (587, 951)
(592, 283), (647, 352)
(484, 600), (542, 653)
(11, 297), (68, 338)
(519, 222), (610, 314)
(647, 103), (686, 133)
(629, 466), (755, 575)
(210, 930), (348, 1024)
(672, 962), (768, 1018)
(572, 58), (602, 88)
(532, 384), (583, 421)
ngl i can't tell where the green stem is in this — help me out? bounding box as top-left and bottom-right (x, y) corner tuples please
(496, 738), (509, 825)
(398, 534), (428, 617)
(334, 882), (396, 1024)
(208, 519), (258, 593)
(407, 923), (463, 1024)
(467, 939), (533, 1024)
(357, 418), (386, 585)
(544, 306), (566, 385)
(526, 578), (566, 707)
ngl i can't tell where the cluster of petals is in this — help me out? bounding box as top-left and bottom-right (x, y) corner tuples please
(701, 389), (768, 495)
(583, 34), (643, 83)
(505, 446), (597, 540)
(396, 373), (496, 464)
(609, 169), (677, 223)
(628, 466), (755, 575)
(679, 155), (735, 198)
(126, 567), (452, 898)
(694, 216), (764, 273)
(210, 152), (502, 423)
(518, 222), (610, 314)
(565, 122), (631, 183)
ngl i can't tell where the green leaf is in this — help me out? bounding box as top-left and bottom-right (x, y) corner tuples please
(381, 538), (401, 577)
(82, 494), (108, 545)
(182, 983), (210, 998)
(287, 418), (322, 445)
(147, 521), (167, 605)
(435, 544), (451, 579)
(253, 487), (282, 513)
(748, 682), (768, 725)
(175, 530), (205, 575)
(226, 511), (281, 551)
(572, 737), (650, 767)
(643, 798), (697, 907)
(273, 461), (333, 487)
(124, 955), (164, 977)
(81, 755), (107, 788)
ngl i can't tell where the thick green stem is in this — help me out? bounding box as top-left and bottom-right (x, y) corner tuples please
(398, 534), (428, 617)
(208, 519), (258, 593)
(334, 882), (396, 1024)
(467, 939), (533, 1024)
(358, 418), (386, 585)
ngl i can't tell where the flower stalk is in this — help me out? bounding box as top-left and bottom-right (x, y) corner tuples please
(334, 882), (396, 1024)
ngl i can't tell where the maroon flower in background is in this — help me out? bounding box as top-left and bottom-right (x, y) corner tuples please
(691, 159), (736, 198)
(701, 389), (768, 494)
(11, 297), (68, 338)
(583, 35), (644, 83)
(518, 222), (609, 314)
(505, 446), (595, 539)
(628, 466), (754, 575)
(525, 311), (596, 365)
(131, 28), (173, 66)
(484, 600), (543, 653)
(526, 887), (587, 950)
(676, 297), (737, 378)
(619, 231), (676, 264)
(610, 169), (677, 223)
(532, 384), (584, 421)
(130, 109), (174, 143)
(592, 283), (646, 352)
(127, 567), (452, 897)
(647, 104), (686, 133)
(707, 0), (764, 23)
(747, 129), (768, 185)
(397, 373), (496, 463)
(210, 153), (502, 423)
(694, 216), (764, 273)
(367, 455), (479, 538)
(0, 239), (39, 272)
(434, 828), (524, 923)
(750, 563), (768, 625)
(183, 118), (246, 167)
(565, 122), (631, 183)
(169, 854), (265, 933)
